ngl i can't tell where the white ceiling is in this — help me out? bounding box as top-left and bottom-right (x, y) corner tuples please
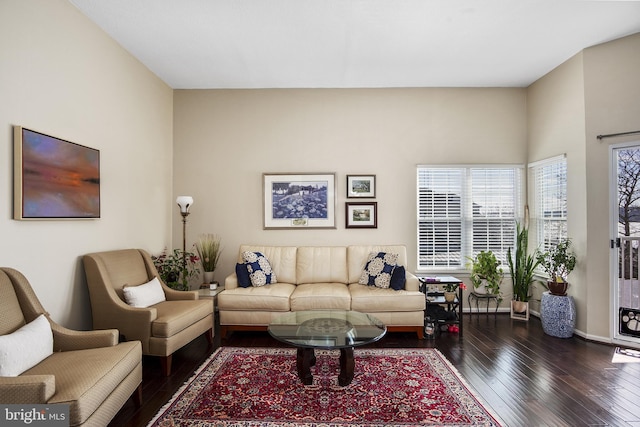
(69, 0), (640, 89)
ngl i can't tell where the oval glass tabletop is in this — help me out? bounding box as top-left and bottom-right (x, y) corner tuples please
(268, 310), (386, 349)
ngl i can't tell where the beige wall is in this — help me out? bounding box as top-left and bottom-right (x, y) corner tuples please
(0, 0), (174, 329)
(173, 88), (527, 286)
(583, 33), (640, 341)
(527, 32), (640, 341)
(526, 53), (588, 330)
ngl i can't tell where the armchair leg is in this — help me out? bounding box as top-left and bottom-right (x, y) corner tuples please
(133, 384), (143, 407)
(161, 355), (173, 376)
(206, 328), (213, 346)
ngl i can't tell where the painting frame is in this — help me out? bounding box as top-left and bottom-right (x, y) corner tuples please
(345, 202), (377, 229)
(263, 172), (336, 229)
(347, 174), (376, 198)
(13, 126), (100, 220)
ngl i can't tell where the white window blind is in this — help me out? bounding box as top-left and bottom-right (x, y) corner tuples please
(530, 156), (567, 251)
(417, 166), (522, 270)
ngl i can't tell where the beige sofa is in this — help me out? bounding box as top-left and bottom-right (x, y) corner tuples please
(219, 245), (425, 338)
(0, 267), (142, 427)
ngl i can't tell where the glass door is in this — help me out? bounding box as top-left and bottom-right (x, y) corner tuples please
(612, 143), (640, 345)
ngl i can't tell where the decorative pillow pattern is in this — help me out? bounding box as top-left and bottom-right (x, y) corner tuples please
(242, 251), (277, 287)
(359, 252), (398, 288)
(0, 314), (53, 376)
(123, 277), (166, 308)
(235, 263), (252, 288)
(390, 265), (406, 291)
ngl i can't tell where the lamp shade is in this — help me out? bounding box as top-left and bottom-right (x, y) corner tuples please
(176, 196), (194, 213)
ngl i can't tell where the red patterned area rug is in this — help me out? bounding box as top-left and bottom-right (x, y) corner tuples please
(148, 347), (503, 427)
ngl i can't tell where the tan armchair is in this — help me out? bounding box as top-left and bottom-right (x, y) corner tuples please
(82, 249), (213, 376)
(0, 267), (142, 427)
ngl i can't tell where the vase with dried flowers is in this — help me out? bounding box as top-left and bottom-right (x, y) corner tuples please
(195, 233), (222, 284)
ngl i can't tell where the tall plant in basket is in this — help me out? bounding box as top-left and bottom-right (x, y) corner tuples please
(195, 233), (222, 284)
(507, 221), (539, 314)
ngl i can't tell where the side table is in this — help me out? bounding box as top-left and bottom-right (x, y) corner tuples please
(418, 275), (464, 338)
(198, 285), (225, 313)
(468, 292), (499, 315)
(540, 291), (576, 338)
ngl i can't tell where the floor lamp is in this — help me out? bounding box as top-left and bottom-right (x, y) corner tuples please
(176, 196), (194, 271)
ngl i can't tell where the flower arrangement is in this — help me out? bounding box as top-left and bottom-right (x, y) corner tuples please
(152, 248), (200, 291)
(195, 233), (222, 273)
(443, 282), (467, 292)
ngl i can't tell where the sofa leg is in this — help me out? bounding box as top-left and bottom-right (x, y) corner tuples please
(133, 384), (143, 407)
(161, 355), (173, 376)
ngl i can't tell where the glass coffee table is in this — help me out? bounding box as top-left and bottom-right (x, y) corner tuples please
(268, 310), (386, 386)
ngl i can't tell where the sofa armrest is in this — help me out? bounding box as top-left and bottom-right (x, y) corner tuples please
(0, 375), (55, 403)
(405, 272), (420, 292)
(224, 273), (239, 290)
(50, 322), (118, 352)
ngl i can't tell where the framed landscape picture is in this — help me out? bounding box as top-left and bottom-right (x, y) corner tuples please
(346, 202), (377, 228)
(347, 174), (376, 198)
(13, 126), (100, 220)
(263, 173), (336, 229)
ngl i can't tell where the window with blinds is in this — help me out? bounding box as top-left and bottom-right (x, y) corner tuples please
(529, 156), (567, 251)
(417, 166), (522, 270)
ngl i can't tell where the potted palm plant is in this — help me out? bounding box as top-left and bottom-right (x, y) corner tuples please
(467, 250), (503, 300)
(536, 239), (576, 296)
(507, 221), (539, 319)
(195, 233), (222, 286)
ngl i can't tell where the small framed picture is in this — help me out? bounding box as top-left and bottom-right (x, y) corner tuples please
(346, 202), (377, 228)
(347, 174), (376, 198)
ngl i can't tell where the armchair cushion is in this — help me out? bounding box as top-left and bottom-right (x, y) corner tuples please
(0, 314), (52, 376)
(123, 277), (166, 308)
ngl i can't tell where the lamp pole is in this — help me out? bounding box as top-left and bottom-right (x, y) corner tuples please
(176, 196), (194, 273)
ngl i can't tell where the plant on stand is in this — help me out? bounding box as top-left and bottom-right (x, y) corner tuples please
(507, 220), (539, 319)
(195, 233), (222, 286)
(467, 250), (503, 301)
(536, 239), (576, 296)
(152, 248), (200, 291)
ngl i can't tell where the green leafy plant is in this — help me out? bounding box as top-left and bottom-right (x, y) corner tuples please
(507, 221), (539, 302)
(152, 248), (200, 291)
(195, 233), (222, 272)
(443, 282), (467, 292)
(536, 239), (576, 283)
(467, 250), (503, 299)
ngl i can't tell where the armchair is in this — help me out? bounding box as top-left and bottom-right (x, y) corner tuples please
(0, 267), (142, 427)
(82, 249), (213, 376)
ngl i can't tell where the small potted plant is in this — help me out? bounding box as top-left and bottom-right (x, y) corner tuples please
(467, 250), (503, 299)
(507, 221), (539, 318)
(536, 239), (576, 296)
(195, 233), (222, 286)
(152, 248), (200, 291)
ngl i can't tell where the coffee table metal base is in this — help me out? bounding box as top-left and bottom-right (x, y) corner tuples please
(297, 347), (355, 386)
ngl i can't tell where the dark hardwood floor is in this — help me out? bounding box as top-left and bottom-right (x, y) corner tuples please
(110, 314), (640, 427)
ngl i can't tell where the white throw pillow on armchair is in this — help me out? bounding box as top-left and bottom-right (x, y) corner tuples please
(0, 314), (53, 376)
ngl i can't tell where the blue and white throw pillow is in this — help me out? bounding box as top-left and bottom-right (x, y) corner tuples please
(359, 252), (398, 289)
(241, 251), (277, 287)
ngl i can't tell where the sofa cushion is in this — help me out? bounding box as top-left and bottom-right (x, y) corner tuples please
(390, 266), (406, 290)
(24, 341), (141, 426)
(151, 299), (212, 338)
(349, 283), (426, 312)
(347, 245), (409, 284)
(358, 252), (398, 288)
(0, 314), (53, 376)
(123, 277), (166, 308)
(297, 246), (349, 284)
(235, 263), (251, 288)
(239, 245), (297, 284)
(218, 283), (296, 311)
(242, 251), (277, 286)
(290, 283), (351, 311)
